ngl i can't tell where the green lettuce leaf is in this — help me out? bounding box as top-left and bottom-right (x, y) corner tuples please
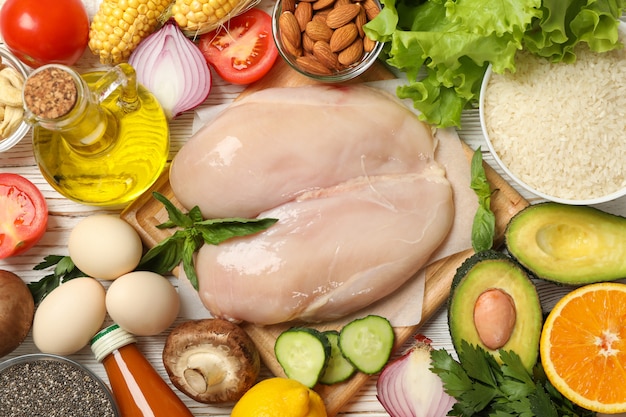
(365, 0), (625, 128)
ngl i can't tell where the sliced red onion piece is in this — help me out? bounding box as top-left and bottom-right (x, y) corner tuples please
(129, 20), (211, 119)
(377, 335), (456, 417)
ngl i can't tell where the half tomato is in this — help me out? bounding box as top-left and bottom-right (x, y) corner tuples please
(0, 173), (48, 259)
(198, 8), (279, 85)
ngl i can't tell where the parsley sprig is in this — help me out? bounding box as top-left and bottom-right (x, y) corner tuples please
(136, 192), (278, 290)
(430, 340), (595, 417)
(470, 147), (496, 253)
(28, 255), (86, 303)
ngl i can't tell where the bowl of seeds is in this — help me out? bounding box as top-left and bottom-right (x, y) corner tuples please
(0, 354), (120, 416)
(272, 0), (384, 82)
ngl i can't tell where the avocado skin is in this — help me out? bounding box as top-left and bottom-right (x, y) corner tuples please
(448, 250), (543, 371)
(505, 202), (626, 285)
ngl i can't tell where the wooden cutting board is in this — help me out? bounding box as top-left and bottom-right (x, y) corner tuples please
(121, 59), (529, 416)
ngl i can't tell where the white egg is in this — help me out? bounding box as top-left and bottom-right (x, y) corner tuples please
(33, 278), (107, 355)
(106, 271), (180, 336)
(68, 214), (143, 280)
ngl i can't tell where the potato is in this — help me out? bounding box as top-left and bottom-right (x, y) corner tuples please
(0, 270), (35, 357)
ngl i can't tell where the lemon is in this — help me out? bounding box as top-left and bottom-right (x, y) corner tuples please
(231, 377), (327, 417)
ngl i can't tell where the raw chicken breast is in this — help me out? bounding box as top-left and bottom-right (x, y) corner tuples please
(169, 84), (455, 324)
(170, 84), (436, 219)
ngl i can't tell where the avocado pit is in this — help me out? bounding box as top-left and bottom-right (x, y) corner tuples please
(473, 288), (516, 350)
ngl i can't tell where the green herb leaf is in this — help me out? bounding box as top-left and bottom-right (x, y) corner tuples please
(364, 0), (624, 128)
(28, 255), (87, 303)
(431, 341), (597, 417)
(152, 191), (194, 228)
(529, 383), (559, 417)
(470, 147), (496, 253)
(137, 192), (278, 290)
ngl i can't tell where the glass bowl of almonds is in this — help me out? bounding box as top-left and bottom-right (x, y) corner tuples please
(272, 0), (384, 82)
(0, 46), (29, 152)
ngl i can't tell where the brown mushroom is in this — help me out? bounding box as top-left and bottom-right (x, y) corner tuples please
(162, 318), (260, 404)
(0, 270), (35, 357)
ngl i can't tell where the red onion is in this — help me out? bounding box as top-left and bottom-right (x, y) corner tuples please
(377, 335), (456, 417)
(129, 20), (211, 119)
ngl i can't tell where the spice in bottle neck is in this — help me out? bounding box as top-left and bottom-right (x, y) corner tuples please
(91, 324), (194, 417)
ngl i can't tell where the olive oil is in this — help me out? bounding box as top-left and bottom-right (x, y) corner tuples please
(26, 65), (169, 207)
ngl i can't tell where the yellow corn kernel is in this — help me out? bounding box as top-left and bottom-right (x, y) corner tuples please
(88, 0), (173, 65)
(172, 0), (243, 35)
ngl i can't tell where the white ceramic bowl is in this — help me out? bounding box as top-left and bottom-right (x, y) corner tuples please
(479, 22), (626, 205)
(0, 47), (30, 152)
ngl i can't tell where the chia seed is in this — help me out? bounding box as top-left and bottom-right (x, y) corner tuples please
(0, 357), (118, 417)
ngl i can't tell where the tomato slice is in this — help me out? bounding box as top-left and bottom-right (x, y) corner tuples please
(198, 8), (279, 85)
(0, 173), (48, 259)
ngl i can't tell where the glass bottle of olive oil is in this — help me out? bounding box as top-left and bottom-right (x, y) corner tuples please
(23, 64), (169, 208)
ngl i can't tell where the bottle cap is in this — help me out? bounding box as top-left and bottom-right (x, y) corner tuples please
(90, 324), (136, 362)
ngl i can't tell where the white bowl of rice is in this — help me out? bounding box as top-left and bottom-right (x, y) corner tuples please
(479, 22), (626, 205)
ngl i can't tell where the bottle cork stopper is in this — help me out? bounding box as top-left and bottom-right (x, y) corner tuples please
(23, 66), (78, 119)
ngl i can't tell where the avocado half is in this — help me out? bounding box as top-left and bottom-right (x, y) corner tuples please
(505, 202), (626, 285)
(448, 250), (542, 371)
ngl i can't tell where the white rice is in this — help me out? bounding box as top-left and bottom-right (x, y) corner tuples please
(482, 29), (626, 201)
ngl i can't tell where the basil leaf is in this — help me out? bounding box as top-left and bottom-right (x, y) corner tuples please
(138, 193), (278, 290)
(470, 147), (496, 253)
(182, 234), (201, 290)
(197, 218), (278, 245)
(152, 192), (193, 228)
(137, 229), (188, 274)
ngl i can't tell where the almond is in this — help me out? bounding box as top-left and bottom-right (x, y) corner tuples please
(363, 34), (377, 52)
(296, 55), (333, 75)
(312, 0), (335, 10)
(312, 9), (330, 23)
(305, 19), (333, 42)
(282, 35), (303, 57)
(313, 41), (340, 70)
(363, 0), (380, 20)
(338, 37), (363, 66)
(294, 2), (313, 32)
(279, 11), (302, 50)
(329, 22), (358, 52)
(302, 32), (316, 52)
(326, 3), (361, 29)
(282, 0), (296, 14)
(355, 6), (367, 37)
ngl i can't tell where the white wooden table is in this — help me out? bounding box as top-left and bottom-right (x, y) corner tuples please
(1, 2), (624, 415)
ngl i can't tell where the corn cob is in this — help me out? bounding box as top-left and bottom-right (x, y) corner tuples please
(172, 0), (256, 36)
(89, 0), (173, 65)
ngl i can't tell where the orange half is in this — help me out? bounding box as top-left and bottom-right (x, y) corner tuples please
(540, 282), (626, 413)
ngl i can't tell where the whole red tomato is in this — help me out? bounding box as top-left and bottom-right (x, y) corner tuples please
(0, 0), (89, 68)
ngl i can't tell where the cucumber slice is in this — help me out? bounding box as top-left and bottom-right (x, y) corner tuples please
(319, 330), (356, 385)
(339, 315), (395, 374)
(274, 327), (330, 388)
